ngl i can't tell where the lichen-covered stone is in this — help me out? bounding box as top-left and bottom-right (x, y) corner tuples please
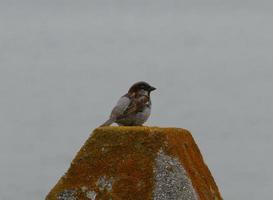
(57, 189), (76, 200)
(46, 127), (222, 200)
(153, 150), (198, 200)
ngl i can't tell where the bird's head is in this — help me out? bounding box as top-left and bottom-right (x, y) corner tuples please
(128, 81), (156, 95)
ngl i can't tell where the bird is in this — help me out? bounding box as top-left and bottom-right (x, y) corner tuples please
(100, 81), (156, 126)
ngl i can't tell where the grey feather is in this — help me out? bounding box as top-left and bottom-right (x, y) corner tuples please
(100, 90), (153, 126)
(110, 96), (131, 119)
(100, 118), (114, 127)
(100, 96), (131, 127)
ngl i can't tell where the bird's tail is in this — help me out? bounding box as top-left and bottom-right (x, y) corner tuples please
(100, 118), (114, 127)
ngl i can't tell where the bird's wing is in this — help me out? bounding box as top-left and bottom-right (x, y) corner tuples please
(110, 96), (131, 119)
(119, 95), (149, 118)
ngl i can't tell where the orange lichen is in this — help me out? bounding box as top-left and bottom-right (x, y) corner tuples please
(163, 128), (222, 200)
(46, 127), (222, 200)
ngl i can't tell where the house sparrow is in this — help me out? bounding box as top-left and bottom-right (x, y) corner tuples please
(100, 81), (156, 126)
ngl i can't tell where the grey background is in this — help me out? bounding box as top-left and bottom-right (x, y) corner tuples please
(1, 1), (272, 199)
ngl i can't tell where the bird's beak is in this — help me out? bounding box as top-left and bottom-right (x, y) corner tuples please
(149, 86), (156, 91)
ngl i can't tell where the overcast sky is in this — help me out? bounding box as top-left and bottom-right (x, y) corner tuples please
(1, 1), (273, 199)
